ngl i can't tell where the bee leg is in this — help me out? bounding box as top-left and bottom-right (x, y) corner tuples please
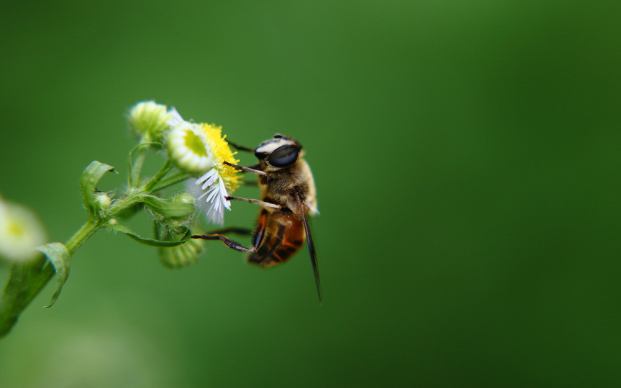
(225, 196), (282, 210)
(223, 161), (266, 176)
(227, 140), (254, 153)
(241, 180), (259, 187)
(191, 233), (255, 253)
(191, 221), (264, 254)
(205, 227), (253, 236)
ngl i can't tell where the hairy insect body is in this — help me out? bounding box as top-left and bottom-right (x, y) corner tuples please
(193, 134), (321, 301)
(259, 158), (317, 216)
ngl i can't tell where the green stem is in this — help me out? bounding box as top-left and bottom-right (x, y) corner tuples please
(0, 219), (102, 339)
(129, 141), (150, 188)
(65, 218), (101, 252)
(144, 160), (173, 191)
(0, 156), (187, 340)
(151, 170), (191, 192)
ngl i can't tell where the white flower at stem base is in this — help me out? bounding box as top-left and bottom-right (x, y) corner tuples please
(0, 198), (47, 262)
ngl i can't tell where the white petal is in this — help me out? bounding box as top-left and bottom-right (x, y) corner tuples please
(205, 186), (219, 203)
(196, 169), (217, 185)
(167, 107), (184, 127)
(218, 178), (231, 210)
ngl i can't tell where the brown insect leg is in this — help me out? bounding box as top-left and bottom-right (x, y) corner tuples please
(205, 227), (253, 236)
(191, 234), (255, 253)
(226, 196), (282, 210)
(226, 140), (254, 153)
(223, 161), (266, 176)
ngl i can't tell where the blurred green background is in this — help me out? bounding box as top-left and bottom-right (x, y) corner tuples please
(2, 1), (621, 387)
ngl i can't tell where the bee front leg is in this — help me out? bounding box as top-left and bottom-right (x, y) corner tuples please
(223, 161), (266, 176)
(227, 140), (254, 153)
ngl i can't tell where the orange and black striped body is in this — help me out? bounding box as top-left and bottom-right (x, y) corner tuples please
(248, 209), (305, 267)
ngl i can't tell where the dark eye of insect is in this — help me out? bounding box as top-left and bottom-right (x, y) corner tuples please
(254, 150), (268, 159)
(268, 145), (299, 167)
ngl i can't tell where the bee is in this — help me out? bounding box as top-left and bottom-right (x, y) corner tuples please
(192, 134), (321, 301)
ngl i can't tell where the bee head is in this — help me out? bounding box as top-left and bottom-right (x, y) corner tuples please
(254, 134), (303, 168)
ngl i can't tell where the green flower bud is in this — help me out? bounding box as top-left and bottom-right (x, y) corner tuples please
(128, 100), (172, 141)
(154, 219), (204, 269)
(158, 236), (204, 269)
(93, 192), (112, 213)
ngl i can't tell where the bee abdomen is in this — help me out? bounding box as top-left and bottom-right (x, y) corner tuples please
(247, 213), (305, 268)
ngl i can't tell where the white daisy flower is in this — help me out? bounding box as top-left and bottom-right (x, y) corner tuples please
(0, 196), (47, 262)
(165, 114), (215, 174)
(166, 109), (240, 225)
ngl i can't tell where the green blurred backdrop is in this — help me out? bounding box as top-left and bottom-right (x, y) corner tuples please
(2, 1), (621, 387)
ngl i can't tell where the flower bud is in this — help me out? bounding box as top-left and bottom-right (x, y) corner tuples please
(128, 101), (172, 141)
(158, 237), (204, 269)
(93, 192), (112, 212)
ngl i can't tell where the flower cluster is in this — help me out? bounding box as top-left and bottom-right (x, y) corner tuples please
(128, 101), (241, 225)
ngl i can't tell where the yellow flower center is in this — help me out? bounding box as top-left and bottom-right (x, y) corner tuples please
(7, 220), (25, 237)
(201, 123), (240, 193)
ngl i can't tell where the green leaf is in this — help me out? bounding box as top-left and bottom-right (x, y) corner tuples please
(107, 222), (192, 247)
(0, 255), (55, 339)
(36, 243), (71, 308)
(80, 161), (116, 217)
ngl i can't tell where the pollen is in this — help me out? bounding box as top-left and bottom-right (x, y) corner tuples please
(201, 123), (241, 194)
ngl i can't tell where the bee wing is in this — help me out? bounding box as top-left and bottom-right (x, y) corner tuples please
(295, 190), (321, 303)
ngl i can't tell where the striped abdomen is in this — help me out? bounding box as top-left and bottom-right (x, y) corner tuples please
(248, 210), (305, 267)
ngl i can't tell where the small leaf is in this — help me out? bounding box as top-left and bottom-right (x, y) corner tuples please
(107, 222), (192, 247)
(36, 243), (70, 308)
(80, 161), (116, 217)
(0, 254), (55, 338)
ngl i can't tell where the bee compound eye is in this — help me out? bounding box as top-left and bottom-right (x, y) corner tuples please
(268, 145), (299, 167)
